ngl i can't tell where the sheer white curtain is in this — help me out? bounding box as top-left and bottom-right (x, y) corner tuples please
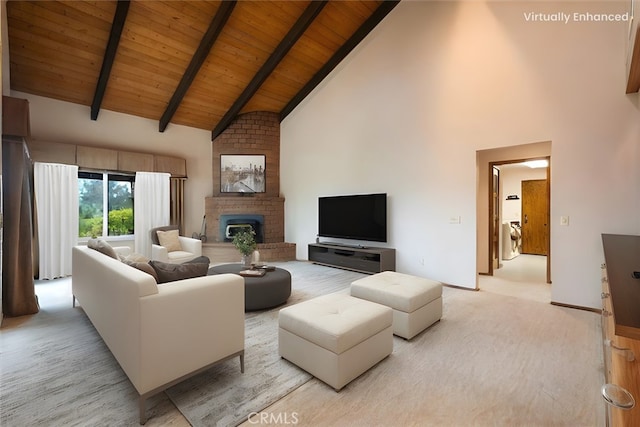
(34, 162), (79, 279)
(134, 172), (170, 257)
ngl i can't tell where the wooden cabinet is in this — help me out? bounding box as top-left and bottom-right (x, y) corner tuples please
(2, 96), (30, 137)
(308, 243), (395, 274)
(601, 234), (640, 426)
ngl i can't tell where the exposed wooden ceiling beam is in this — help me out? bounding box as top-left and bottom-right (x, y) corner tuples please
(280, 0), (400, 121)
(159, 1), (237, 132)
(91, 0), (130, 121)
(211, 1), (328, 140)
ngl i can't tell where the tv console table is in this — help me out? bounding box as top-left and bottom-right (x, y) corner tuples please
(308, 243), (396, 274)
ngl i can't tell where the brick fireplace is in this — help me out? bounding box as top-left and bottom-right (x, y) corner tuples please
(203, 111), (295, 261)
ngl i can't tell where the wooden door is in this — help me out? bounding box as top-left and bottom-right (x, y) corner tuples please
(521, 179), (548, 255)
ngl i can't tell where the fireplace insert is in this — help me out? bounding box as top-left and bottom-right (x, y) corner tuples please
(220, 214), (264, 243)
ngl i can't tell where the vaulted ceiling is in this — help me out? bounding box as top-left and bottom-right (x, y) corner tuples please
(6, 0), (399, 140)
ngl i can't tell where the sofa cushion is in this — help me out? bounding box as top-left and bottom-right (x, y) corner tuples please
(123, 259), (159, 282)
(149, 260), (209, 284)
(119, 252), (150, 263)
(87, 238), (118, 259)
(156, 229), (182, 252)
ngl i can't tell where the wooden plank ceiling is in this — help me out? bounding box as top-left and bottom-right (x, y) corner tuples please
(6, 0), (399, 139)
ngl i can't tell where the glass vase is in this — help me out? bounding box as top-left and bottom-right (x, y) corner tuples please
(241, 253), (253, 268)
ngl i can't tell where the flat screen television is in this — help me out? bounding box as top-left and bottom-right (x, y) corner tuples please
(318, 193), (387, 243)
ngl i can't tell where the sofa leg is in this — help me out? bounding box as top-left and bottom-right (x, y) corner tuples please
(139, 397), (147, 425)
(240, 352), (245, 373)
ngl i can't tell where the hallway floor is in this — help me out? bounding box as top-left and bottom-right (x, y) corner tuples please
(479, 254), (550, 304)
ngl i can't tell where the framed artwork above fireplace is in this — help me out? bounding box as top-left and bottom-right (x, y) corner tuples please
(220, 154), (265, 193)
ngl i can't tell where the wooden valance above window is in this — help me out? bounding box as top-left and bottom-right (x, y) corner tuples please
(27, 139), (187, 177)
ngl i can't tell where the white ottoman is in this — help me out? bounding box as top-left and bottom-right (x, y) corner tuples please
(351, 271), (442, 340)
(278, 293), (393, 391)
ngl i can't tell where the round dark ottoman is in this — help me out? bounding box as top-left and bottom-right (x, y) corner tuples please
(208, 264), (291, 311)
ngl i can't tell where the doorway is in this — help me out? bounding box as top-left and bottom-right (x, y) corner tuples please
(487, 157), (551, 284)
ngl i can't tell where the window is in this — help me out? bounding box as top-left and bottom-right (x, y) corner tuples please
(78, 171), (135, 238)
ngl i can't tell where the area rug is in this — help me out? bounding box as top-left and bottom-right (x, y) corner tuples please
(0, 296), (146, 426)
(165, 262), (366, 427)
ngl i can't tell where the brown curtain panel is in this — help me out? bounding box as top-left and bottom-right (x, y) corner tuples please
(170, 177), (186, 234)
(2, 136), (39, 317)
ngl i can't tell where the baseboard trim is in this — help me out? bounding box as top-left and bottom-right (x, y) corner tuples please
(443, 283), (479, 291)
(551, 301), (601, 314)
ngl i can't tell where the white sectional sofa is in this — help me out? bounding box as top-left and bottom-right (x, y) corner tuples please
(72, 245), (245, 424)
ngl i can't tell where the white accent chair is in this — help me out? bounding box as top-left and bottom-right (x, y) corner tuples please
(150, 225), (202, 264)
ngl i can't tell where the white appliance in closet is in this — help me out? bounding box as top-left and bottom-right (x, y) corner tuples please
(502, 221), (522, 260)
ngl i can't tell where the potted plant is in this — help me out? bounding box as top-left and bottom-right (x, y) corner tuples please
(232, 229), (257, 267)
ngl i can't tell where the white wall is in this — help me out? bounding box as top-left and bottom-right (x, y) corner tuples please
(281, 1), (640, 309)
(11, 92), (213, 238)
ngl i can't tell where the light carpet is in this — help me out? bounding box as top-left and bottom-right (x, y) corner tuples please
(1, 261), (605, 426)
(243, 278), (606, 426)
(164, 263), (365, 426)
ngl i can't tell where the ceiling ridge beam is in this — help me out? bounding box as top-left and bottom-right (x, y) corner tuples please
(211, 1), (328, 141)
(159, 1), (237, 133)
(279, 0), (400, 121)
(91, 0), (130, 121)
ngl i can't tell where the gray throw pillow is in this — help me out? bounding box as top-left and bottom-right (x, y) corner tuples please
(185, 255), (211, 265)
(87, 238), (118, 259)
(149, 260), (209, 284)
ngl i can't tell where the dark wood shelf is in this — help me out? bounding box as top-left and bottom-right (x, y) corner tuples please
(602, 234), (640, 340)
(308, 243), (395, 274)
